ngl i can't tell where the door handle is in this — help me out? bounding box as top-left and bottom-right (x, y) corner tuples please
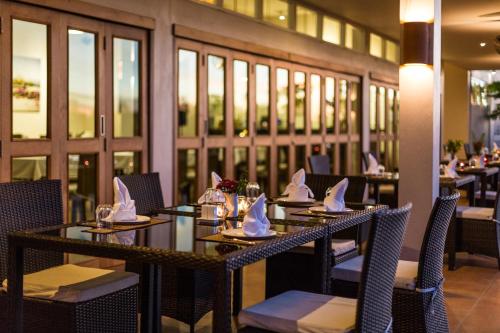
(100, 115), (105, 137)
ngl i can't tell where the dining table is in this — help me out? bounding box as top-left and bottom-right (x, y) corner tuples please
(439, 174), (476, 204)
(366, 172), (399, 207)
(457, 166), (499, 206)
(7, 201), (382, 333)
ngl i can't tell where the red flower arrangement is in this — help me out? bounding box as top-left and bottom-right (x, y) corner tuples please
(216, 179), (239, 193)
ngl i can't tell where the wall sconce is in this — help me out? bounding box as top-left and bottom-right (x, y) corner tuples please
(401, 22), (433, 65)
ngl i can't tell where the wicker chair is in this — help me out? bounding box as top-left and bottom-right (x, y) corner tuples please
(308, 155), (331, 175)
(239, 204), (412, 333)
(452, 189), (500, 270)
(119, 173), (214, 332)
(332, 191), (460, 332)
(0, 180), (138, 333)
(265, 175), (369, 297)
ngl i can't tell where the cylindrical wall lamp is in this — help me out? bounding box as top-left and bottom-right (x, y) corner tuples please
(401, 22), (433, 65)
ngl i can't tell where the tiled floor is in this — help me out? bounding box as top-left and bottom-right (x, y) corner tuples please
(160, 253), (500, 333)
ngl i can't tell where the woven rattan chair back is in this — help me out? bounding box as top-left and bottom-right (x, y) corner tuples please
(118, 173), (164, 216)
(416, 191), (460, 290)
(355, 204), (412, 332)
(0, 179), (64, 281)
(305, 173), (367, 202)
(308, 155), (331, 175)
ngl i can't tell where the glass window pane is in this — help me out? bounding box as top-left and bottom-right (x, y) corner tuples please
(369, 33), (383, 58)
(380, 140), (386, 165)
(339, 143), (347, 175)
(68, 154), (97, 223)
(178, 149), (197, 204)
(387, 140), (394, 171)
(311, 74), (321, 134)
(379, 87), (386, 133)
(12, 156), (47, 181)
(325, 77), (335, 133)
(208, 148), (225, 179)
(395, 91), (400, 134)
(178, 49), (198, 137)
(256, 64), (270, 135)
(370, 142), (378, 157)
(387, 88), (395, 135)
(234, 60), (248, 137)
(394, 139), (399, 169)
(68, 29), (95, 139)
(113, 151), (140, 176)
(385, 40), (399, 63)
(339, 80), (348, 134)
(256, 146), (270, 194)
(326, 143), (335, 173)
(296, 5), (317, 37)
(350, 82), (360, 134)
(277, 146), (289, 194)
(311, 144), (321, 156)
(322, 16), (341, 45)
(295, 145), (306, 171)
(369, 85), (377, 133)
(276, 68), (289, 134)
(113, 38), (140, 137)
(12, 20), (48, 139)
(223, 0), (256, 16)
(208, 55), (225, 135)
(263, 0), (289, 28)
(351, 142), (360, 175)
(345, 23), (365, 52)
(294, 72), (305, 134)
(234, 147), (248, 180)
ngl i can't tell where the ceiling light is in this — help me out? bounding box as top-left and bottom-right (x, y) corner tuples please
(278, 15), (286, 21)
(480, 42), (487, 47)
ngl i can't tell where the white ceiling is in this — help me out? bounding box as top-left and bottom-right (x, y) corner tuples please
(303, 0), (500, 69)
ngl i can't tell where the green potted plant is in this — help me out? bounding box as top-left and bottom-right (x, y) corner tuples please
(486, 81), (500, 98)
(444, 139), (463, 159)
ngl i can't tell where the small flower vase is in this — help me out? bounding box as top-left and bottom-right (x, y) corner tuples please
(224, 192), (238, 218)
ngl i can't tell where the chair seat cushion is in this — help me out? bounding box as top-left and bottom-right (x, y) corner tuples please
(394, 260), (418, 290)
(474, 190), (497, 200)
(2, 264), (139, 303)
(456, 206), (493, 220)
(302, 239), (356, 256)
(331, 255), (364, 282)
(238, 290), (356, 333)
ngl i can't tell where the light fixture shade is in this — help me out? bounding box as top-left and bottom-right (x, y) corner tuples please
(401, 22), (433, 65)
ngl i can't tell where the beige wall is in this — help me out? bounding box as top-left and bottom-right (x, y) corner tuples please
(79, 0), (399, 204)
(442, 61), (469, 159)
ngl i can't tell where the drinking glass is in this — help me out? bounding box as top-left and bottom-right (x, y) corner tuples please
(96, 204), (113, 229)
(246, 182), (260, 202)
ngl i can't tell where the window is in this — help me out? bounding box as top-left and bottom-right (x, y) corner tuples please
(296, 5), (317, 37)
(350, 82), (360, 134)
(263, 0), (289, 28)
(68, 154), (97, 223)
(294, 72), (306, 134)
(178, 49), (198, 137)
(234, 147), (248, 179)
(369, 33), (383, 58)
(345, 23), (365, 52)
(256, 64), (270, 135)
(12, 20), (48, 139)
(379, 87), (386, 133)
(208, 148), (225, 179)
(322, 16), (341, 45)
(233, 60), (249, 137)
(277, 146), (289, 193)
(325, 77), (335, 133)
(339, 80), (348, 134)
(223, 0), (256, 17)
(351, 143), (360, 174)
(369, 85), (377, 133)
(276, 68), (289, 134)
(12, 156), (48, 181)
(178, 149), (197, 203)
(113, 151), (140, 176)
(208, 55), (225, 135)
(311, 74), (321, 133)
(256, 146), (270, 193)
(385, 40), (399, 63)
(295, 145), (306, 171)
(326, 143), (335, 173)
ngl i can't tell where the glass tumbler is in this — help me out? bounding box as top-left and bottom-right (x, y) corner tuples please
(246, 182), (260, 203)
(96, 204), (113, 229)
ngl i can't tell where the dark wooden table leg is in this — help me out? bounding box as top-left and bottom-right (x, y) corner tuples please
(393, 182), (399, 208)
(314, 233), (331, 294)
(480, 174), (487, 206)
(140, 263), (162, 333)
(374, 184), (380, 204)
(213, 267), (232, 333)
(8, 242), (24, 333)
(492, 173), (498, 191)
(468, 179), (475, 206)
(232, 268), (243, 315)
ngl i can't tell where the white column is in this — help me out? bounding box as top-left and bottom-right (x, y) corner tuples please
(399, 0), (441, 259)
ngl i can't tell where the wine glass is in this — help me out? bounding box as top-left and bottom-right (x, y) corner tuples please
(246, 182), (260, 203)
(95, 204), (113, 229)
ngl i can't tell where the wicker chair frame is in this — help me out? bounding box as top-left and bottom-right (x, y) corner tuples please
(0, 180), (138, 333)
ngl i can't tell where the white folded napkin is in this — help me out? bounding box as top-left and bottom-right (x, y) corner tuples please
(324, 178), (349, 212)
(365, 153), (383, 175)
(444, 158), (459, 178)
(110, 177), (136, 222)
(197, 172), (223, 204)
(282, 168), (314, 201)
(242, 194), (270, 237)
(494, 142), (498, 152)
(479, 154), (485, 168)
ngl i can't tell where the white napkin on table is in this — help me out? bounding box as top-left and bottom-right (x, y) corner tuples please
(365, 153), (382, 175)
(444, 158), (459, 178)
(494, 142), (499, 152)
(479, 154), (485, 168)
(242, 194), (270, 237)
(197, 172), (223, 204)
(324, 178), (349, 212)
(282, 169), (314, 201)
(110, 177), (136, 222)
